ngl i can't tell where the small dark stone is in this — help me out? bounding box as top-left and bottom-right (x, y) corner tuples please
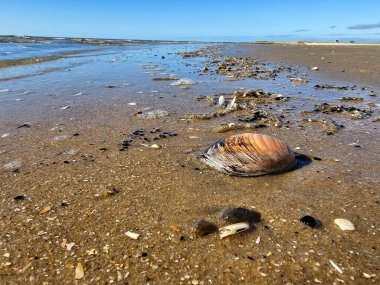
(193, 219), (218, 237)
(179, 235), (185, 241)
(121, 139), (132, 149)
(61, 200), (69, 207)
(313, 157), (322, 161)
(100, 147), (108, 151)
(107, 85), (116, 88)
(132, 130), (145, 136)
(141, 252), (148, 257)
(14, 195), (26, 201)
(63, 160), (70, 164)
(161, 56), (165, 59)
(73, 133), (80, 136)
(300, 215), (321, 228)
(221, 207), (261, 224)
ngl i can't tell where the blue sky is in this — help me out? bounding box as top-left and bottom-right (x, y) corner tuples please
(1, 0), (380, 42)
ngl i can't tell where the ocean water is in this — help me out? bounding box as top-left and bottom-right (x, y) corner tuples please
(0, 40), (94, 60)
(0, 39), (377, 123)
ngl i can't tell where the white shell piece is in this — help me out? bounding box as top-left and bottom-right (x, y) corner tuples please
(227, 96), (237, 110)
(219, 222), (249, 239)
(334, 218), (355, 231)
(125, 231), (140, 240)
(150, 144), (161, 149)
(218, 96), (225, 107)
(329, 259), (343, 273)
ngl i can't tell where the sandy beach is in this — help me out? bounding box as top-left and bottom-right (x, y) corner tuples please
(249, 42), (380, 87)
(0, 41), (379, 284)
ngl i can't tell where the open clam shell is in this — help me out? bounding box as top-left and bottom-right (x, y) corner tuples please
(200, 133), (296, 177)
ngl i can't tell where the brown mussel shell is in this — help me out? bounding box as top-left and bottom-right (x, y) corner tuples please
(200, 133), (296, 177)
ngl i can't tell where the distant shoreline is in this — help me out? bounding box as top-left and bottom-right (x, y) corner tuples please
(1, 35), (379, 46)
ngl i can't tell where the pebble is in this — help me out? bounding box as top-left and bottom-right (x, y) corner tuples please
(14, 195), (26, 201)
(300, 215), (321, 228)
(221, 207), (261, 224)
(3, 161), (22, 171)
(334, 218), (355, 231)
(150, 144), (161, 149)
(310, 66), (319, 71)
(1, 133), (10, 138)
(193, 219), (218, 237)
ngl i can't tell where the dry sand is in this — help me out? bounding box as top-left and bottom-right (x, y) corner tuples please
(249, 43), (380, 87)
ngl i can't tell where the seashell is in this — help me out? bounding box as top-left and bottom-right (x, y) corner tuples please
(218, 95), (225, 107)
(334, 218), (355, 231)
(219, 222), (250, 239)
(125, 231), (140, 240)
(201, 133), (295, 177)
(227, 96), (237, 110)
(75, 263), (84, 279)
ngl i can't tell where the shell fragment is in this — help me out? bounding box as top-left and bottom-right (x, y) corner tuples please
(125, 231), (140, 240)
(75, 263), (84, 279)
(334, 218), (355, 231)
(329, 259), (343, 274)
(219, 222), (250, 239)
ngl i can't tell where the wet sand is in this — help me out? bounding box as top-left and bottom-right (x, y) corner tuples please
(0, 42), (379, 284)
